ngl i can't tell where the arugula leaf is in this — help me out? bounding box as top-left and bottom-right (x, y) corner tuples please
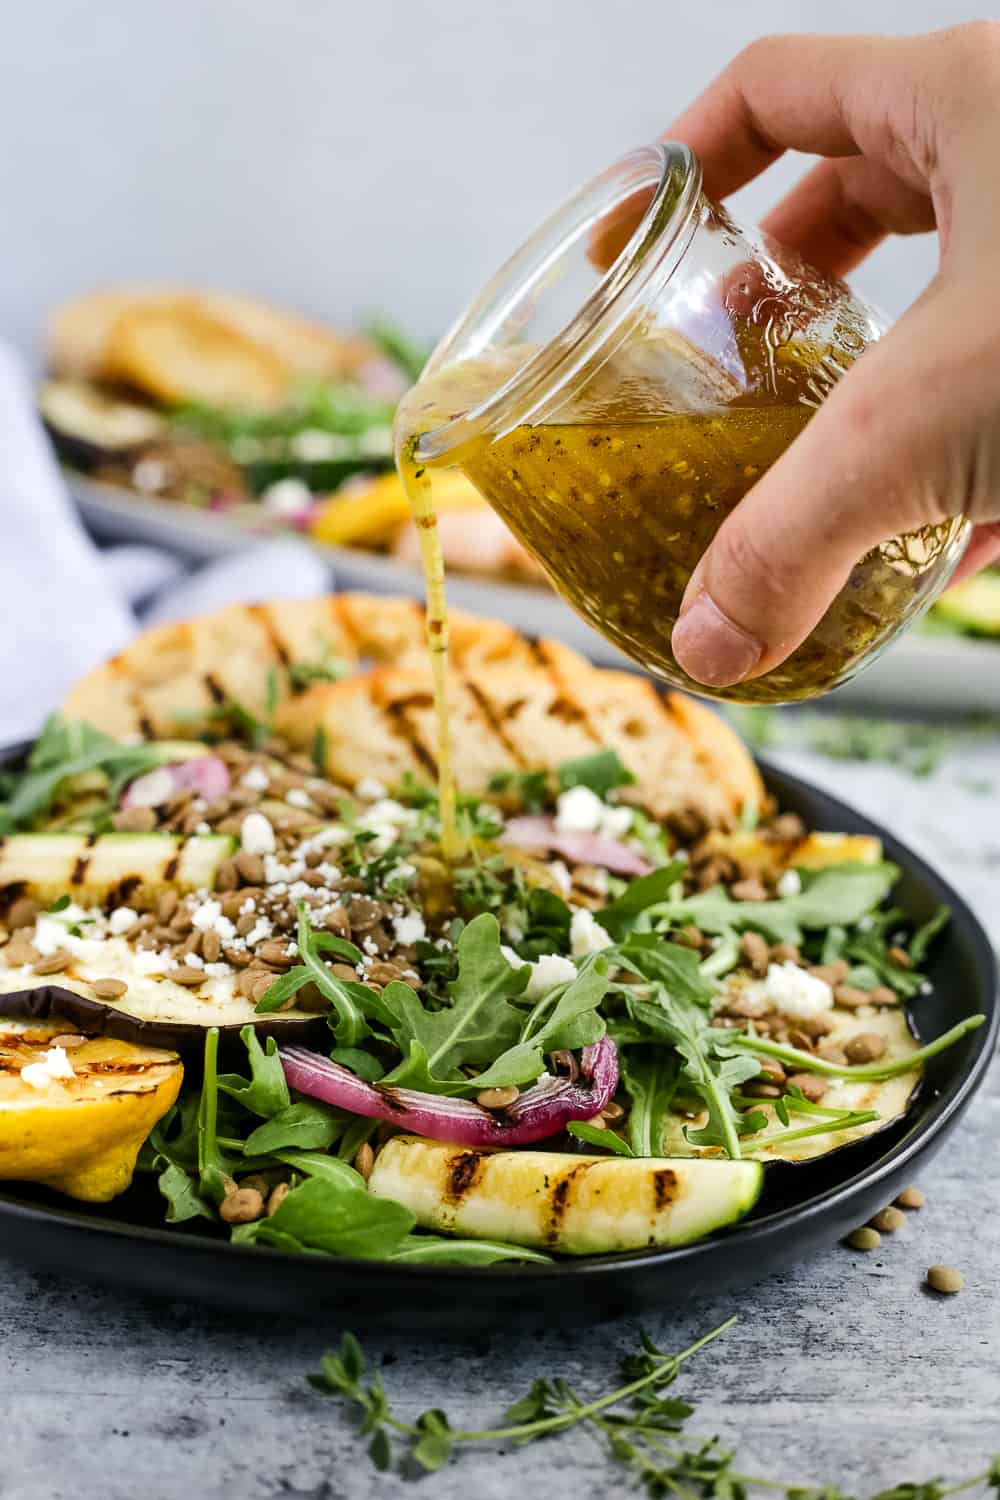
(558, 749), (635, 797)
(217, 1026), (291, 1118)
(0, 714), (167, 831)
(620, 936), (717, 1008)
(236, 1175), (414, 1258)
(626, 997), (760, 1159)
(599, 861), (687, 940)
(652, 863), (900, 946)
(255, 906), (383, 1045)
(488, 767), (551, 813)
(517, 887), (572, 960)
(566, 1121), (635, 1156)
(244, 1100), (345, 1154)
(384, 914), (529, 1085)
(619, 1048), (680, 1157)
(271, 1150), (365, 1189)
(197, 1028), (232, 1206)
(464, 959), (609, 1092)
(155, 1161), (215, 1223)
(329, 1046), (386, 1082)
(908, 904), (950, 966)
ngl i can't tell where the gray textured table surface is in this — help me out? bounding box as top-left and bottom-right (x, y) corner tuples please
(2, 739), (998, 1500)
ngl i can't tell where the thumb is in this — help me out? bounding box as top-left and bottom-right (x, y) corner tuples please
(671, 289), (985, 689)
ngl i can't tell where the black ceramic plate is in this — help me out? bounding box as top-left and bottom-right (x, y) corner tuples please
(0, 763), (995, 1330)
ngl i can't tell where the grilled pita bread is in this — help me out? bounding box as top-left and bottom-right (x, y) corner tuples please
(49, 288), (372, 410)
(63, 594), (764, 827)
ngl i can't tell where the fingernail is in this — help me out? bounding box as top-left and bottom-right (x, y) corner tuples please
(672, 589), (763, 688)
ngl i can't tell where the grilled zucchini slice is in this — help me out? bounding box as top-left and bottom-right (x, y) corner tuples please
(0, 833), (233, 906)
(368, 1138), (762, 1254)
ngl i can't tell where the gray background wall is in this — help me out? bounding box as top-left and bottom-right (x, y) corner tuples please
(0, 0), (981, 360)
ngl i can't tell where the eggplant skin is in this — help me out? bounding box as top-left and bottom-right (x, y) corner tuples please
(0, 1019), (182, 1202)
(0, 983), (327, 1059)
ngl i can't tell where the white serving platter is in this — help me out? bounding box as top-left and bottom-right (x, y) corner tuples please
(71, 475), (999, 714)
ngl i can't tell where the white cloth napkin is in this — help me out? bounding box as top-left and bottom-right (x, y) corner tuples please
(0, 344), (331, 746)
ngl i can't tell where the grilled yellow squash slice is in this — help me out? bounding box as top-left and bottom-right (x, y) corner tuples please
(0, 1019), (182, 1201)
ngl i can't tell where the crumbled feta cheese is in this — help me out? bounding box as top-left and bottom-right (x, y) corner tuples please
(555, 784), (633, 840)
(362, 936), (380, 957)
(570, 908), (613, 957)
(132, 950), (168, 976)
(195, 821), (211, 836)
(191, 900), (223, 933)
(261, 477), (312, 515)
(108, 907), (138, 936)
(244, 919), (274, 947)
(776, 868), (802, 898)
(181, 952), (205, 970)
(290, 428), (349, 462)
(21, 1045), (76, 1090)
(749, 961), (834, 1021)
(392, 912), (426, 946)
(126, 766), (176, 808)
(355, 777), (388, 801)
(555, 785), (605, 834)
(33, 916), (77, 957)
(203, 963), (233, 979)
(547, 860), (572, 896)
(524, 953), (578, 1000)
(241, 765), (270, 792)
(502, 947), (577, 1000)
(357, 799), (417, 856)
(241, 812), (276, 856)
(190, 899), (235, 944)
(285, 789), (312, 809)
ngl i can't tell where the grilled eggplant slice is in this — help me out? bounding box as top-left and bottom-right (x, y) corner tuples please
(368, 1137), (763, 1254)
(0, 974), (326, 1056)
(0, 833), (233, 908)
(39, 377), (166, 469)
(663, 1005), (921, 1165)
(0, 1017), (181, 1201)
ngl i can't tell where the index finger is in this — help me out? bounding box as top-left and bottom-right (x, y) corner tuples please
(663, 31), (928, 200)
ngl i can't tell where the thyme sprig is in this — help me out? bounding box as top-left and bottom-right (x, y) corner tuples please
(308, 1319), (1000, 1495)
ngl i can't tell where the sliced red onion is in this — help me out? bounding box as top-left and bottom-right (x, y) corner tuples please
(123, 755), (231, 809)
(279, 1038), (619, 1148)
(502, 816), (652, 877)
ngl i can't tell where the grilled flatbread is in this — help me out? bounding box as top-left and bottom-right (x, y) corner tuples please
(64, 595), (764, 826)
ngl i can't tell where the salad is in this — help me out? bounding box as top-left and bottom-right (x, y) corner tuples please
(0, 597), (982, 1267)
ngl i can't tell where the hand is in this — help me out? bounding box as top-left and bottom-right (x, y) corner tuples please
(655, 25), (1000, 689)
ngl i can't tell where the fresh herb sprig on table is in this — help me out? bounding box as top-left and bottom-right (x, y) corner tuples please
(308, 1320), (1000, 1495)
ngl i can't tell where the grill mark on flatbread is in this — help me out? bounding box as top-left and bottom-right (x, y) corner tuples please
(250, 603), (291, 668)
(204, 673), (227, 706)
(463, 677), (529, 766)
(384, 701), (439, 777)
(137, 708), (157, 740)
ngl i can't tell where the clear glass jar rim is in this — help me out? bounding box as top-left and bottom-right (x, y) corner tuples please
(414, 141), (703, 462)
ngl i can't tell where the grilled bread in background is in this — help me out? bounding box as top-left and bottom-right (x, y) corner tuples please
(63, 594), (763, 828)
(49, 288), (374, 411)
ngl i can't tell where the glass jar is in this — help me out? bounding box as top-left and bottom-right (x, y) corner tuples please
(403, 143), (968, 704)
